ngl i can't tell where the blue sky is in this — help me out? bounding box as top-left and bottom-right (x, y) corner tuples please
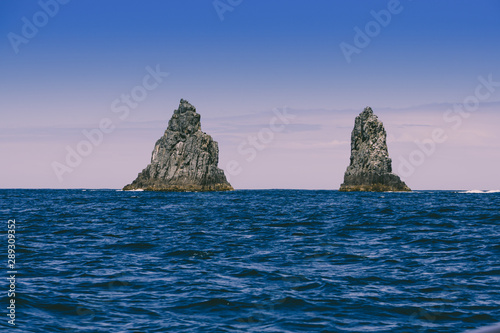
(1, 0), (499, 189)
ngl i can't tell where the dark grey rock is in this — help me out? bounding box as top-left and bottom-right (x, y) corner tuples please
(339, 107), (411, 192)
(123, 99), (233, 191)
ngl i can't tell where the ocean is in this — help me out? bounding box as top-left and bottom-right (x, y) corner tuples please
(1, 189), (499, 332)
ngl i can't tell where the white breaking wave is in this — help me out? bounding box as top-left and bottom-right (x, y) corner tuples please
(461, 190), (500, 194)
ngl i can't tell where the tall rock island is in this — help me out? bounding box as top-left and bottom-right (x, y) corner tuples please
(123, 99), (233, 192)
(339, 107), (411, 192)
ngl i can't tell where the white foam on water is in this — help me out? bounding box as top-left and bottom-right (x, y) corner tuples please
(461, 190), (500, 194)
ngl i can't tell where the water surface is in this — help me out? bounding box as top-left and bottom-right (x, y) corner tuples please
(1, 189), (499, 332)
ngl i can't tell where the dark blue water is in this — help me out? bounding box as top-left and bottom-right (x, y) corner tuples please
(1, 189), (499, 332)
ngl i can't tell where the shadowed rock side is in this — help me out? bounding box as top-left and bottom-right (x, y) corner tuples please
(123, 99), (233, 191)
(339, 107), (411, 192)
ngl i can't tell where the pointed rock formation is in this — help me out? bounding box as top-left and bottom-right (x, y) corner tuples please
(339, 107), (411, 192)
(123, 99), (233, 191)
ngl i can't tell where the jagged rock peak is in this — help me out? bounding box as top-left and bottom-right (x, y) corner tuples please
(177, 98), (197, 113)
(362, 106), (374, 114)
(167, 99), (201, 135)
(123, 99), (233, 192)
(339, 106), (411, 192)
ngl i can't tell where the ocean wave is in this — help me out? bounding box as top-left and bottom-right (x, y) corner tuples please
(461, 190), (500, 194)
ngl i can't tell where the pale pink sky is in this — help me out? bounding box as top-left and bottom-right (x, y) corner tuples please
(2, 99), (499, 190)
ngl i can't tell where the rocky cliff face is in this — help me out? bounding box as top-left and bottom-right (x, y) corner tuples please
(123, 99), (233, 191)
(339, 107), (411, 192)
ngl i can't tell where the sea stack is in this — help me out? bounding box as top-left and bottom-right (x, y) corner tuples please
(123, 99), (233, 192)
(339, 107), (411, 192)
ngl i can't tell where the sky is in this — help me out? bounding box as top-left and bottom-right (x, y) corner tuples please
(1, 0), (499, 190)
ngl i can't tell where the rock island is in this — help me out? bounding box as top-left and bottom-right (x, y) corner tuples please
(123, 99), (233, 192)
(339, 107), (411, 192)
